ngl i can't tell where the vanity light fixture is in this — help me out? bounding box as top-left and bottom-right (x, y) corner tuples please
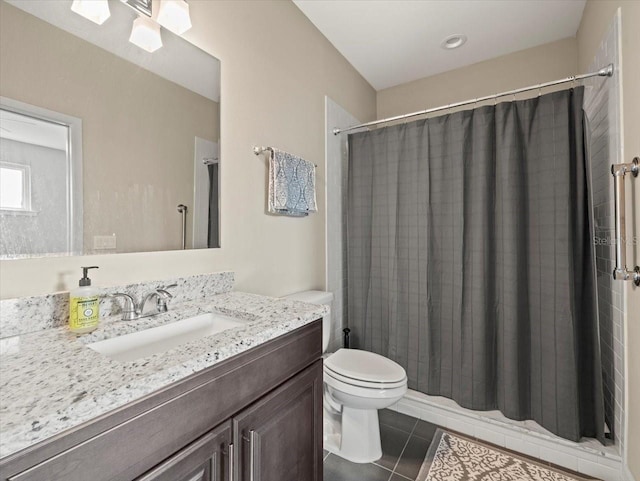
(121, 0), (163, 53)
(70, 0), (111, 25)
(71, 0), (165, 53)
(441, 34), (467, 50)
(129, 15), (163, 53)
(157, 0), (192, 35)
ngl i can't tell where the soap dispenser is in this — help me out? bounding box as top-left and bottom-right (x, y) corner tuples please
(69, 266), (100, 334)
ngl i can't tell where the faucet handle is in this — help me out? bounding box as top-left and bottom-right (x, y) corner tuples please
(156, 284), (177, 300)
(154, 284), (176, 312)
(160, 283), (178, 292)
(156, 289), (173, 300)
(110, 293), (138, 321)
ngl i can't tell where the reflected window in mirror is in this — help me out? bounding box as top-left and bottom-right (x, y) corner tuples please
(0, 163), (32, 212)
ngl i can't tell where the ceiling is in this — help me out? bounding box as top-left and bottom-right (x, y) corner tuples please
(0, 110), (68, 151)
(6, 0), (220, 102)
(293, 0), (586, 90)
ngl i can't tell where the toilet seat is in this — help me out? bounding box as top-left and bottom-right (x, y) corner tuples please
(324, 368), (408, 401)
(324, 349), (407, 389)
(324, 365), (407, 390)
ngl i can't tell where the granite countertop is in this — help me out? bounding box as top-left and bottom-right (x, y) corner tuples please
(0, 291), (328, 459)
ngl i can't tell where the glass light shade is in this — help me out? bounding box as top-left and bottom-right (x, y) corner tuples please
(70, 0), (111, 25)
(129, 16), (163, 53)
(157, 0), (192, 35)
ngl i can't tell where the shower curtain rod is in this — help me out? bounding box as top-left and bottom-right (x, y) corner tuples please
(333, 63), (614, 135)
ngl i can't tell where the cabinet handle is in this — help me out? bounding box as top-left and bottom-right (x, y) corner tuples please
(228, 443), (234, 481)
(249, 430), (258, 481)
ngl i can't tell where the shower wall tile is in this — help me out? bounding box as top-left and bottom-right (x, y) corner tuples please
(583, 13), (624, 453)
(539, 447), (579, 472)
(577, 458), (621, 481)
(325, 97), (360, 352)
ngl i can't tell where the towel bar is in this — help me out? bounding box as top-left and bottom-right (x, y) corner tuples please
(252, 146), (318, 167)
(253, 146), (274, 156)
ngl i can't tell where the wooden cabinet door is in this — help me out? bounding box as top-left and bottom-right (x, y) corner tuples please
(233, 361), (323, 481)
(136, 421), (232, 481)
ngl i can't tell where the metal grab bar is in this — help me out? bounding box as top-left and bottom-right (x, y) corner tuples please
(611, 157), (639, 285)
(177, 204), (188, 250)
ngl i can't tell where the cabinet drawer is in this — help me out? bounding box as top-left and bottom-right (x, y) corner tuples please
(136, 421), (231, 481)
(4, 321), (321, 481)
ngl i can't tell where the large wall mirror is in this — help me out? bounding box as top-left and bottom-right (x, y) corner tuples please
(0, 0), (220, 259)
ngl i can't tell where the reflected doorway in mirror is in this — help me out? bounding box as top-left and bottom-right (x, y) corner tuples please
(0, 98), (83, 259)
(193, 137), (219, 249)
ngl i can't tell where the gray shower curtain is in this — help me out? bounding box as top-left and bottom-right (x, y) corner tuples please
(347, 87), (604, 442)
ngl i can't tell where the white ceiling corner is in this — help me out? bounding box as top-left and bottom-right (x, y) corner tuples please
(293, 0), (586, 90)
(0, 110), (68, 151)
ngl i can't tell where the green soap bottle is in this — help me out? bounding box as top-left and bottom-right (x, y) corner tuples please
(69, 266), (100, 334)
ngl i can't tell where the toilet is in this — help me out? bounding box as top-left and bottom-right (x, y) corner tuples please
(284, 290), (408, 463)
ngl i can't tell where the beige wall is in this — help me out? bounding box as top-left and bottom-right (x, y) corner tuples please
(0, 2), (219, 254)
(0, 0), (376, 298)
(578, 1), (640, 476)
(377, 38), (577, 119)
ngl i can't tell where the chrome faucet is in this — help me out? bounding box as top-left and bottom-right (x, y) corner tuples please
(110, 284), (177, 321)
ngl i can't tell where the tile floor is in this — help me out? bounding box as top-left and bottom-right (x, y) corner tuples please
(324, 409), (437, 481)
(323, 409), (601, 481)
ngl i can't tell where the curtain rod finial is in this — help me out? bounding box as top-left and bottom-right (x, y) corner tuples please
(599, 64), (614, 77)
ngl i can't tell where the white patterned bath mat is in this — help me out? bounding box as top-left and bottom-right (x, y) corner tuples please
(418, 429), (593, 481)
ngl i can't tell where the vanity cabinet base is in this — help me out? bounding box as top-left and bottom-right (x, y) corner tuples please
(234, 361), (323, 481)
(136, 360), (323, 481)
(136, 421), (232, 481)
(0, 321), (322, 481)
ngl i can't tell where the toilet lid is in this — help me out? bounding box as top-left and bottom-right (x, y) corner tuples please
(324, 349), (406, 384)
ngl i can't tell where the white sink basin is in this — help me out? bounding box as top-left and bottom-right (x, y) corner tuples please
(87, 313), (245, 362)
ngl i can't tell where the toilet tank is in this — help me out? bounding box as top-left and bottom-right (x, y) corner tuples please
(283, 290), (333, 353)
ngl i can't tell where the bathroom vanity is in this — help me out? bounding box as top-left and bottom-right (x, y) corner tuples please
(0, 274), (327, 481)
(1, 323), (322, 481)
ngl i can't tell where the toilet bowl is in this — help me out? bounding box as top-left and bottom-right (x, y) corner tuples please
(323, 348), (407, 462)
(283, 291), (408, 463)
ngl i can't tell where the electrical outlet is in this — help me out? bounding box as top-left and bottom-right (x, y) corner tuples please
(93, 235), (117, 250)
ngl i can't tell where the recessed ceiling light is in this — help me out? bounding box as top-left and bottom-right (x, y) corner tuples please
(441, 34), (467, 50)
